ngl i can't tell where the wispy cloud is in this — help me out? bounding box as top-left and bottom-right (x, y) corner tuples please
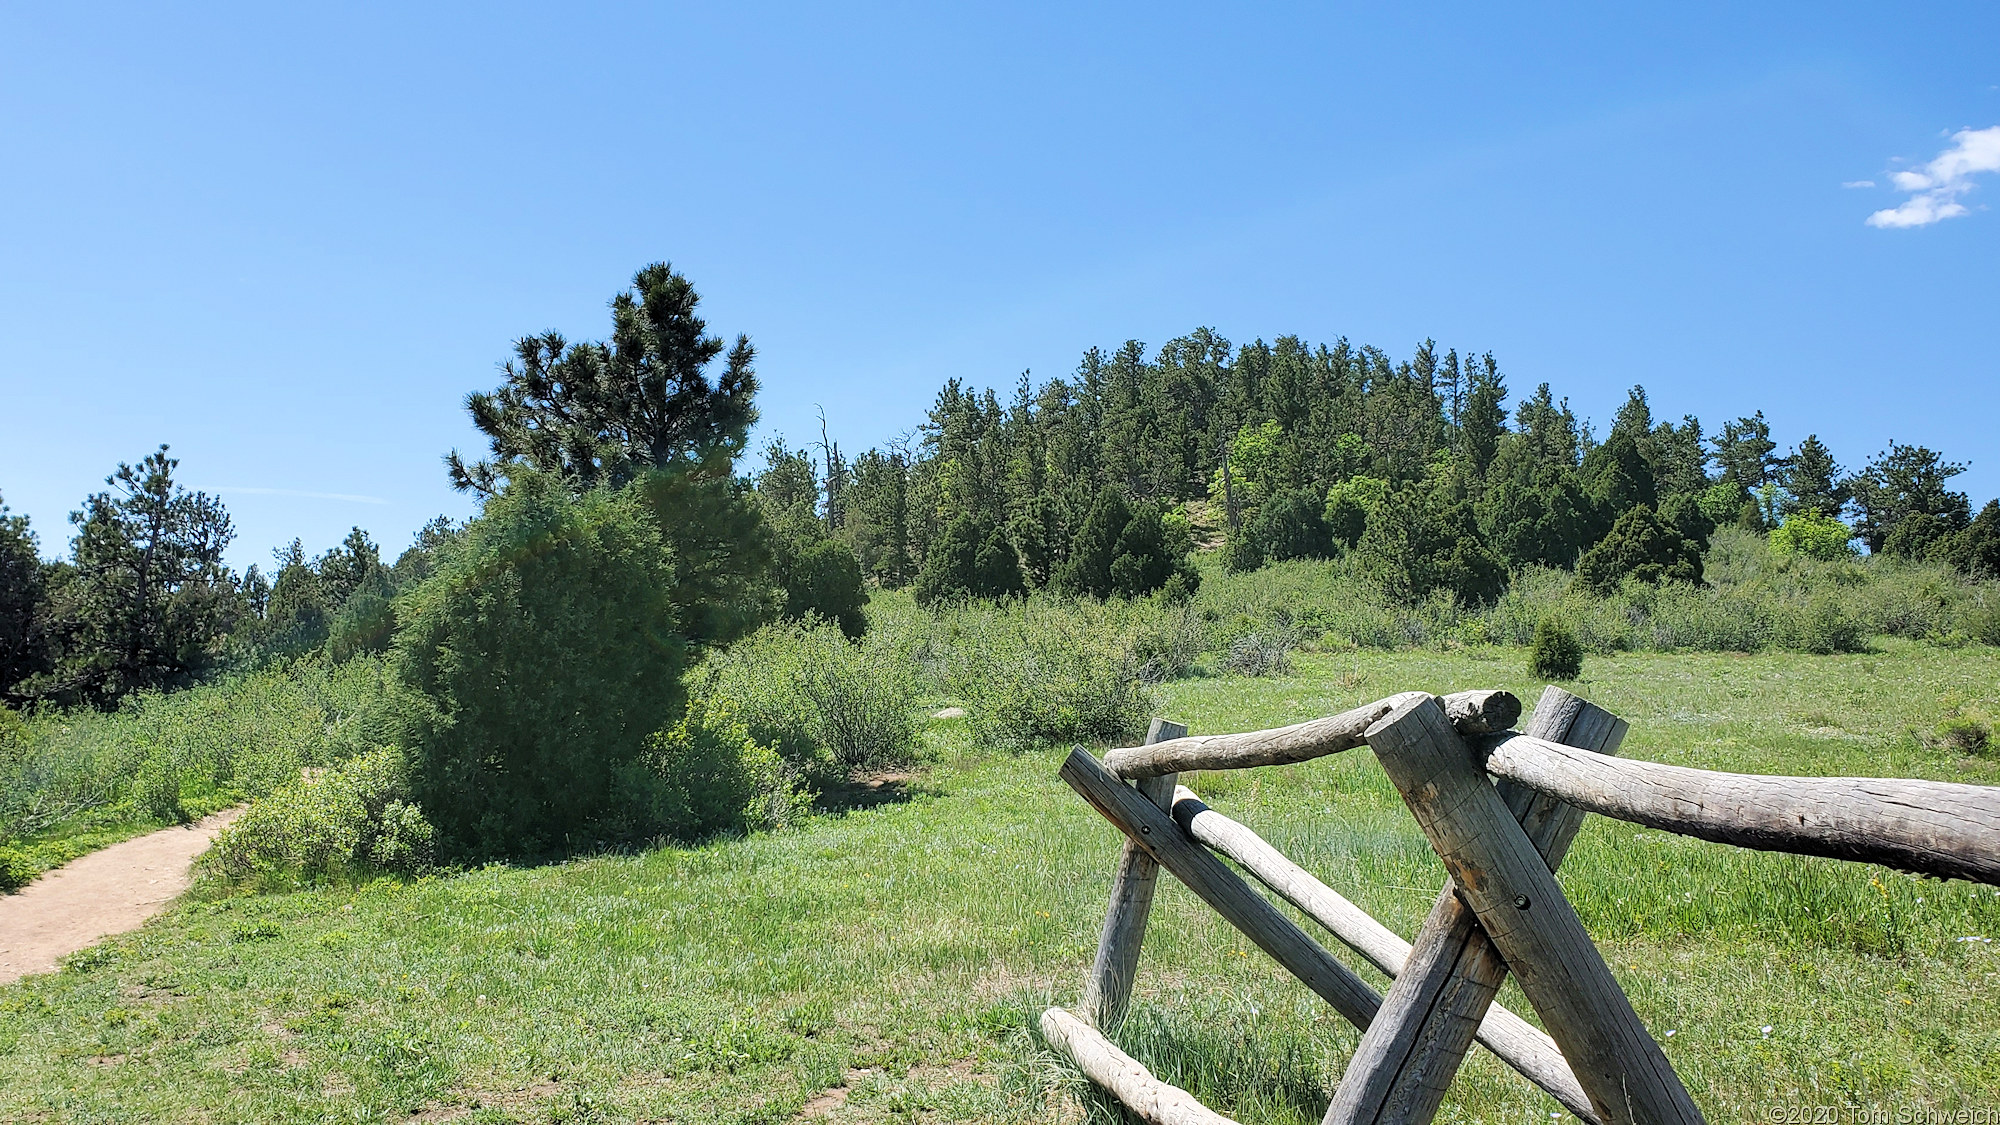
(1866, 126), (2000, 228)
(1841, 180), (1875, 189)
(216, 486), (388, 504)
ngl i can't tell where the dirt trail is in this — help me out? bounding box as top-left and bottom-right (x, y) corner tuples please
(0, 808), (241, 985)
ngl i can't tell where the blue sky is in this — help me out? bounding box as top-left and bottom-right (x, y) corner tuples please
(2, 2), (1996, 571)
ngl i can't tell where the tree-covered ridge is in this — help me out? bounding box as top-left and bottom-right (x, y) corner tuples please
(777, 329), (1998, 603)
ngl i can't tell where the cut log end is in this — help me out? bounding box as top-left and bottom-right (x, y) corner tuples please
(1441, 689), (1522, 735)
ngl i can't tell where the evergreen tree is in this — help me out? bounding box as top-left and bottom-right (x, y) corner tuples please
(913, 512), (1017, 604)
(1848, 442), (1970, 554)
(1649, 415), (1711, 498)
(0, 494), (51, 701)
(775, 537), (870, 639)
(1235, 487), (1332, 569)
(1581, 428), (1657, 518)
(1459, 360), (1507, 484)
(1656, 491), (1716, 548)
(757, 439), (868, 637)
(1055, 486), (1133, 598)
(1712, 412), (1779, 490)
(1780, 435), (1847, 517)
(842, 447), (913, 587)
(1357, 484), (1505, 605)
(448, 262), (758, 495)
(1573, 505), (1703, 594)
(1941, 499), (2000, 579)
(262, 540), (329, 655)
(973, 522), (1028, 599)
(53, 446), (240, 706)
(317, 527), (382, 609)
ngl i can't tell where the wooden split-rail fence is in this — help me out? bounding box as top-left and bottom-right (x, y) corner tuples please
(1041, 687), (2000, 1125)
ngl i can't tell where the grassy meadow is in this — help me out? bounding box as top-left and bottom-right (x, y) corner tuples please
(3, 640), (1998, 1123)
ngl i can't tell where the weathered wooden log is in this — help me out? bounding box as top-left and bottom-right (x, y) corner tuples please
(1473, 731), (2000, 886)
(1441, 689), (1524, 735)
(1106, 690), (1519, 779)
(1324, 687), (1621, 1125)
(1041, 1006), (1242, 1125)
(1081, 717), (1187, 1030)
(1061, 746), (1383, 1029)
(1366, 695), (1703, 1125)
(1172, 785), (1594, 1121)
(1171, 787), (1411, 977)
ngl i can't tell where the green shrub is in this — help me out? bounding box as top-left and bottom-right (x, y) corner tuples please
(201, 749), (433, 892)
(1775, 597), (1866, 655)
(1574, 505), (1702, 594)
(390, 472), (695, 859)
(1323, 476), (1388, 550)
(915, 512), (1023, 604)
(1935, 716), (1991, 757)
(1225, 631), (1297, 677)
(0, 845), (33, 892)
(936, 598), (1155, 750)
(1528, 615), (1584, 680)
(701, 618), (923, 780)
(1227, 487), (1331, 573)
(623, 697), (807, 839)
(0, 656), (388, 845)
(1771, 511), (1857, 560)
(775, 533), (870, 640)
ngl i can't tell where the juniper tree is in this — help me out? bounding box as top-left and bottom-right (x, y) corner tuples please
(1574, 505), (1703, 594)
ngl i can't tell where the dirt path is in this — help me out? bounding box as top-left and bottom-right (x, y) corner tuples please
(0, 809), (242, 985)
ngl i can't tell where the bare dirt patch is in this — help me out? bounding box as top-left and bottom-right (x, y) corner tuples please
(0, 808), (241, 984)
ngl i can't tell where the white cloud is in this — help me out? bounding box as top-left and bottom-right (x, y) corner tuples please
(1866, 125), (2000, 228)
(1841, 180), (1875, 188)
(216, 486), (387, 504)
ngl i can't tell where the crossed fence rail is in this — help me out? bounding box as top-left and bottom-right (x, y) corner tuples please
(1042, 687), (2000, 1125)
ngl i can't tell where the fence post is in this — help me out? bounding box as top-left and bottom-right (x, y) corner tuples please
(1324, 687), (1622, 1125)
(1362, 695), (1702, 1125)
(1080, 717), (1186, 1030)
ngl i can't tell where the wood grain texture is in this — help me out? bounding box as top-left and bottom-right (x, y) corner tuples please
(1060, 746), (1383, 1029)
(1365, 695), (1703, 1125)
(1323, 687), (1620, 1125)
(1474, 731), (2000, 886)
(1041, 1006), (1242, 1125)
(1171, 784), (1591, 1120)
(1081, 717), (1186, 1030)
(1105, 691), (1519, 779)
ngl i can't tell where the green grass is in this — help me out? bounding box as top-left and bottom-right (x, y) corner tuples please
(4, 645), (1999, 1122)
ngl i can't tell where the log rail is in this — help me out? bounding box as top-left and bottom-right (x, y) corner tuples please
(1042, 684), (2000, 1125)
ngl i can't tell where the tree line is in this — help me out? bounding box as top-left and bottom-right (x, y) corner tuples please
(778, 333), (2000, 605)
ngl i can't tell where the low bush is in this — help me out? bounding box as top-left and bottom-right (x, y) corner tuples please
(1528, 615), (1584, 680)
(930, 597), (1156, 751)
(700, 618), (923, 780)
(200, 749), (434, 892)
(621, 696), (808, 839)
(0, 845), (33, 892)
(1225, 631), (1297, 677)
(0, 656), (388, 847)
